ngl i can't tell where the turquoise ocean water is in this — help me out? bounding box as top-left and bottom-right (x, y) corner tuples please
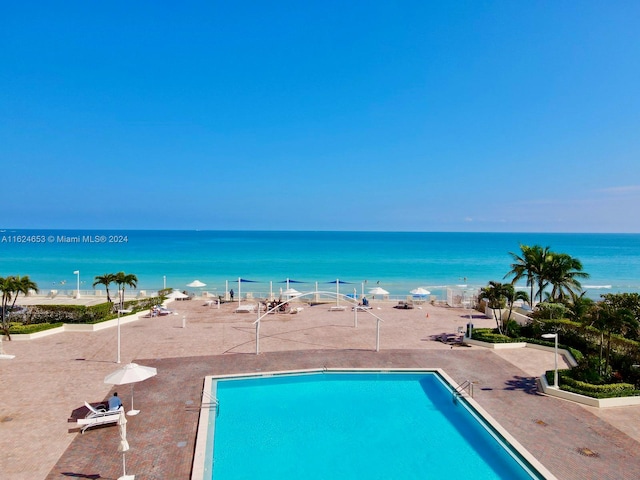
(0, 230), (638, 300)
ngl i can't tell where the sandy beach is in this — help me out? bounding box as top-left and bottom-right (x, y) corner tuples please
(1, 296), (639, 479)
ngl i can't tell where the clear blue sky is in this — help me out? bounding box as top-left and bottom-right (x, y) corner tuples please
(2, 1), (639, 232)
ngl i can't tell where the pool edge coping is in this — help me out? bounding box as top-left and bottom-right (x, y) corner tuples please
(191, 368), (558, 480)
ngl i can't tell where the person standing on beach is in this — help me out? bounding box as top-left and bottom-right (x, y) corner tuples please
(230, 289), (234, 300)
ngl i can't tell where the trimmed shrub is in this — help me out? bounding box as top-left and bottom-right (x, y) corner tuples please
(547, 370), (640, 398)
(8, 322), (64, 334)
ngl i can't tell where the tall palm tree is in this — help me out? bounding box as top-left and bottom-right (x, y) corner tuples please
(93, 273), (116, 303)
(114, 271), (138, 310)
(544, 253), (589, 302)
(506, 244), (550, 307)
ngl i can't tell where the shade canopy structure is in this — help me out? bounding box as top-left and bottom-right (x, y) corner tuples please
(186, 280), (206, 288)
(278, 279), (307, 285)
(236, 278), (260, 307)
(368, 287), (389, 296)
(105, 363), (158, 416)
(327, 279), (353, 306)
(410, 287), (431, 296)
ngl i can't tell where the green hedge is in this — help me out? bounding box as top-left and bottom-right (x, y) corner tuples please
(470, 328), (519, 343)
(471, 328), (584, 361)
(8, 322), (64, 334)
(546, 370), (640, 398)
(16, 297), (164, 325)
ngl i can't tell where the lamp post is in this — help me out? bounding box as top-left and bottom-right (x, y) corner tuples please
(116, 309), (132, 364)
(73, 270), (80, 298)
(542, 333), (559, 388)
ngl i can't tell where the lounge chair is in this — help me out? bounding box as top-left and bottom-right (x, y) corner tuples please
(394, 300), (414, 309)
(76, 402), (122, 433)
(235, 304), (256, 313)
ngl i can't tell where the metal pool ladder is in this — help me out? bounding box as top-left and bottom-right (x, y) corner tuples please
(202, 390), (220, 416)
(452, 380), (474, 402)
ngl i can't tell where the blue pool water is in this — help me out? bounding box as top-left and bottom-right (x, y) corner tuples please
(207, 372), (544, 479)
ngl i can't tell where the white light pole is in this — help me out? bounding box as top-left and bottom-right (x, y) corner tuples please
(73, 270), (80, 298)
(542, 333), (559, 388)
(117, 309), (132, 364)
(163, 275), (166, 290)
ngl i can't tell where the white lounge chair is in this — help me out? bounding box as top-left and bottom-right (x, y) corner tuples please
(76, 402), (122, 433)
(235, 304), (255, 313)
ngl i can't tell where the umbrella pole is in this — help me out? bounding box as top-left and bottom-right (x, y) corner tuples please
(128, 383), (140, 416)
(119, 452), (135, 480)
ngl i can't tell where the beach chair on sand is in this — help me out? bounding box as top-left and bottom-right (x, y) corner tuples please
(235, 304), (256, 313)
(76, 402), (122, 433)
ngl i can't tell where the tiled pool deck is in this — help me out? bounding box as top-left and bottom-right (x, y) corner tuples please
(1, 299), (639, 479)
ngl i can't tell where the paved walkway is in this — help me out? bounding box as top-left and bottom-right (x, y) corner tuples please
(1, 299), (639, 479)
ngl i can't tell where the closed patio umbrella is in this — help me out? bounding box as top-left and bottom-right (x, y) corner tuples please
(117, 408), (134, 480)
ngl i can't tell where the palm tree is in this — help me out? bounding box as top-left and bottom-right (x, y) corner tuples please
(0, 276), (15, 339)
(588, 300), (638, 375)
(480, 281), (509, 334)
(9, 275), (38, 311)
(93, 273), (116, 303)
(503, 284), (529, 323)
(566, 291), (594, 323)
(544, 253), (589, 302)
(114, 271), (138, 310)
(0, 275), (37, 340)
(506, 245), (551, 307)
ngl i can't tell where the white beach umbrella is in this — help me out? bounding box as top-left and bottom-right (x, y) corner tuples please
(368, 287), (389, 296)
(167, 290), (189, 300)
(187, 280), (206, 288)
(282, 288), (300, 298)
(410, 287), (431, 296)
(105, 363), (158, 416)
(117, 408), (134, 480)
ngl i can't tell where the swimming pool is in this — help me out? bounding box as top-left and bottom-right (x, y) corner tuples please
(192, 369), (554, 480)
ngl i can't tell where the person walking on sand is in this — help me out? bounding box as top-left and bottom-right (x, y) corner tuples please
(230, 289), (234, 300)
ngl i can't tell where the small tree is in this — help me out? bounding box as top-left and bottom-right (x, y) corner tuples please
(480, 281), (508, 334)
(114, 271), (138, 310)
(503, 284), (529, 323)
(0, 275), (39, 340)
(93, 273), (116, 303)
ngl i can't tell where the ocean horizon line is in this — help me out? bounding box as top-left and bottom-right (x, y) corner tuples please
(3, 228), (640, 235)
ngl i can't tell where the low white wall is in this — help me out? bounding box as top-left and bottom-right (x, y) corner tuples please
(464, 337), (578, 367)
(465, 338), (640, 407)
(538, 374), (640, 408)
(483, 307), (530, 326)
